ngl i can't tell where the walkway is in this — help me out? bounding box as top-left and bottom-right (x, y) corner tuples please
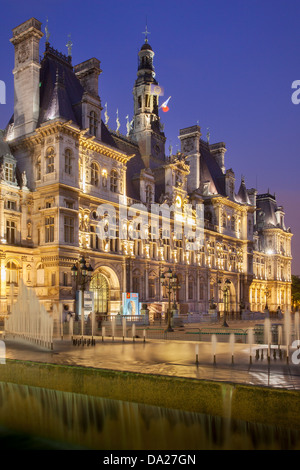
(2, 331), (300, 391)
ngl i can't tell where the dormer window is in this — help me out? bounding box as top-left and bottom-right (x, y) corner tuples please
(89, 110), (98, 137)
(5, 162), (14, 182)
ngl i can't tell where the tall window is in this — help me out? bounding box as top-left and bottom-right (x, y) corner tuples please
(145, 185), (152, 204)
(45, 216), (54, 243)
(64, 216), (74, 244)
(6, 261), (19, 285)
(46, 147), (55, 174)
(110, 169), (118, 193)
(89, 111), (98, 137)
(64, 148), (72, 175)
(36, 156), (41, 180)
(91, 162), (100, 186)
(6, 220), (16, 244)
(5, 162), (14, 182)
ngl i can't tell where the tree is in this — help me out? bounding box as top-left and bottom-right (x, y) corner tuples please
(292, 275), (300, 311)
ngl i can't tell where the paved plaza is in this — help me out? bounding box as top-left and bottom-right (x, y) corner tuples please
(2, 317), (300, 391)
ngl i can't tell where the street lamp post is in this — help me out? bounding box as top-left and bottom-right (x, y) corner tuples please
(160, 268), (179, 332)
(218, 278), (231, 327)
(264, 285), (270, 310)
(71, 256), (94, 339)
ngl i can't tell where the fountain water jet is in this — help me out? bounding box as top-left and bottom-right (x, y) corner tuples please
(211, 334), (217, 365)
(229, 333), (235, 364)
(264, 318), (271, 362)
(4, 280), (53, 350)
(122, 317), (127, 342)
(284, 310), (291, 363)
(247, 329), (254, 364)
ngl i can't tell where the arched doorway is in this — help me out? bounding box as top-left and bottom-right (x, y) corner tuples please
(90, 272), (109, 315)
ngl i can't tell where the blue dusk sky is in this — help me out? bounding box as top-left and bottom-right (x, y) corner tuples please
(0, 0), (299, 273)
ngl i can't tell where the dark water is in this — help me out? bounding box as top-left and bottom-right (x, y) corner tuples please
(0, 382), (299, 450)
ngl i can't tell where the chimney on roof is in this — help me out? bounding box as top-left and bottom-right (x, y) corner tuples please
(209, 142), (226, 174)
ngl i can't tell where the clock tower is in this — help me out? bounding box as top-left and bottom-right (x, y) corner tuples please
(130, 36), (166, 169)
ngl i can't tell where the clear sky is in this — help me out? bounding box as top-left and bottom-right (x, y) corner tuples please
(0, 0), (299, 273)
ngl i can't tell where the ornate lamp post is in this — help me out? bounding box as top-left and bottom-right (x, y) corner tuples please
(71, 256), (93, 338)
(160, 268), (178, 332)
(264, 285), (270, 310)
(218, 278), (231, 327)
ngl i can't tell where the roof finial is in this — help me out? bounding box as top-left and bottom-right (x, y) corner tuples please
(206, 127), (210, 144)
(142, 21), (151, 43)
(66, 34), (73, 57)
(116, 109), (120, 133)
(104, 103), (109, 126)
(45, 17), (50, 43)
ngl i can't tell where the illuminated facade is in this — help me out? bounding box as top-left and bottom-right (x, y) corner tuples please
(0, 18), (292, 320)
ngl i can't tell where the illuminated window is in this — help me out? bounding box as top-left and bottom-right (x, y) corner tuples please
(46, 147), (55, 174)
(91, 162), (100, 186)
(89, 110), (98, 137)
(5, 162), (14, 182)
(6, 261), (19, 285)
(64, 148), (73, 175)
(6, 220), (16, 244)
(110, 169), (118, 193)
(45, 216), (54, 243)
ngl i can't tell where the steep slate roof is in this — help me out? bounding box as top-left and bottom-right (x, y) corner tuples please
(39, 44), (84, 127)
(199, 140), (226, 196)
(236, 177), (251, 204)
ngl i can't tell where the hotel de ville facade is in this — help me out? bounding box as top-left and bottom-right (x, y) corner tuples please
(0, 17), (292, 322)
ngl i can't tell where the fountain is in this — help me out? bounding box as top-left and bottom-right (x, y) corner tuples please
(278, 325), (283, 359)
(111, 316), (116, 341)
(4, 280), (53, 350)
(247, 329), (254, 364)
(195, 344), (199, 365)
(284, 310), (291, 363)
(132, 323), (136, 342)
(295, 312), (299, 345)
(122, 317), (127, 342)
(264, 318), (271, 362)
(229, 333), (235, 364)
(211, 334), (217, 364)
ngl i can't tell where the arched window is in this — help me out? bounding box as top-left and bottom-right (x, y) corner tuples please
(110, 169), (118, 193)
(64, 148), (73, 175)
(89, 111), (98, 137)
(91, 162), (100, 186)
(6, 261), (19, 285)
(46, 147), (55, 174)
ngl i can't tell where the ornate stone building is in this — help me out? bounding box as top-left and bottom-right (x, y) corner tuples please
(0, 17), (292, 320)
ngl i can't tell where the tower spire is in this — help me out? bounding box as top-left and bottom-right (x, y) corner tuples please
(142, 24), (151, 43)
